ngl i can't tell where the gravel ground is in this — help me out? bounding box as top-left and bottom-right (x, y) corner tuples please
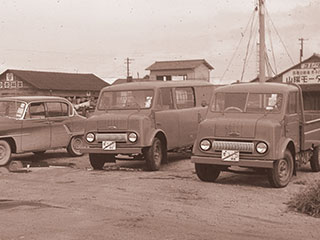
(0, 149), (320, 240)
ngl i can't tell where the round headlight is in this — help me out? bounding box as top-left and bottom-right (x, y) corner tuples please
(128, 132), (138, 143)
(86, 132), (95, 143)
(200, 139), (211, 151)
(256, 142), (268, 154)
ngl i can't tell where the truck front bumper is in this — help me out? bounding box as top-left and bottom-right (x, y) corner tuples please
(191, 155), (274, 168)
(80, 146), (143, 155)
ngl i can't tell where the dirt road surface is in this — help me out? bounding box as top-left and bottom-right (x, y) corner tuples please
(1, 150), (320, 240)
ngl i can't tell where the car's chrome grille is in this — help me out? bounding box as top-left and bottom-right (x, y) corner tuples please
(96, 133), (127, 142)
(212, 141), (254, 152)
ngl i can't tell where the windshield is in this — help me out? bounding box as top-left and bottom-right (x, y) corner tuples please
(211, 92), (283, 113)
(0, 100), (26, 119)
(98, 90), (154, 110)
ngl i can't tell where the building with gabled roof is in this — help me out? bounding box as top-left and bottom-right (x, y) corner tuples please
(0, 69), (109, 100)
(251, 53), (320, 84)
(146, 59), (214, 82)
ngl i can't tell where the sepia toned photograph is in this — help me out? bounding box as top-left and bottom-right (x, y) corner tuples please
(0, 0), (320, 239)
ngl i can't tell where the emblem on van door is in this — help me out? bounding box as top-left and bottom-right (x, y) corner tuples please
(225, 122), (241, 137)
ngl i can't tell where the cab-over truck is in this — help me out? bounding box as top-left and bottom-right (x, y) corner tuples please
(192, 82), (320, 188)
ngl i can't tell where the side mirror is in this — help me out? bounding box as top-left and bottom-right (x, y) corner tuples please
(201, 100), (208, 107)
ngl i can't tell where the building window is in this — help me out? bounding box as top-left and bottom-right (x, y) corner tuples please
(172, 75), (187, 81)
(6, 73), (14, 81)
(156, 76), (172, 81)
(17, 81), (23, 88)
(10, 81), (17, 88)
(4, 82), (10, 88)
(0, 82), (3, 89)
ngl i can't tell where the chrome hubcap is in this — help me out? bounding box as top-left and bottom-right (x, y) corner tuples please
(278, 159), (289, 180)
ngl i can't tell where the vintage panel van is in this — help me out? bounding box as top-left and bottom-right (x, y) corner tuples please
(80, 81), (216, 170)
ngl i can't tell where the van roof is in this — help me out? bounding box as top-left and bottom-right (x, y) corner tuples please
(216, 82), (298, 93)
(102, 80), (214, 91)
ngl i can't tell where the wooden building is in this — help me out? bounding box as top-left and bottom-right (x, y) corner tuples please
(146, 59), (214, 82)
(0, 69), (109, 101)
(267, 53), (320, 84)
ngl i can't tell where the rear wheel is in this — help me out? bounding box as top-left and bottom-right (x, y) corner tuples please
(310, 146), (320, 172)
(267, 150), (294, 188)
(67, 136), (84, 157)
(89, 154), (115, 170)
(195, 163), (221, 182)
(0, 140), (11, 166)
(144, 137), (164, 171)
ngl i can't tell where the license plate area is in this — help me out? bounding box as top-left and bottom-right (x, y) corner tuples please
(222, 150), (239, 162)
(102, 141), (116, 151)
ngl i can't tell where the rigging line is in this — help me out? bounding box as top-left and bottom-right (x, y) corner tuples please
(221, 9), (256, 81)
(266, 16), (278, 74)
(265, 53), (276, 76)
(265, 8), (295, 65)
(242, 15), (259, 79)
(240, 9), (257, 82)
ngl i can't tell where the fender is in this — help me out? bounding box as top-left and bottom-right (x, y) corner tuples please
(145, 129), (167, 147)
(278, 137), (296, 159)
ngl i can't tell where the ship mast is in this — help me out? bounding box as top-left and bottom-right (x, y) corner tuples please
(258, 0), (266, 82)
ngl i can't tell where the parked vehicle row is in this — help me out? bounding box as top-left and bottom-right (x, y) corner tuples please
(1, 81), (320, 188)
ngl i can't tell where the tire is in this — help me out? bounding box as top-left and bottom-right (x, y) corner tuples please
(195, 163), (221, 182)
(0, 140), (12, 166)
(267, 150), (294, 188)
(310, 146), (320, 172)
(144, 137), (164, 171)
(33, 151), (46, 155)
(89, 154), (115, 170)
(67, 136), (84, 157)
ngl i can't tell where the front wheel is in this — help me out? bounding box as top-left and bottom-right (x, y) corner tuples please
(67, 136), (84, 157)
(195, 163), (221, 182)
(310, 146), (320, 172)
(267, 150), (294, 188)
(0, 140), (12, 166)
(89, 154), (115, 170)
(143, 137), (164, 171)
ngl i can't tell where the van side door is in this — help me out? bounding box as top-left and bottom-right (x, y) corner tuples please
(154, 87), (180, 150)
(174, 87), (199, 147)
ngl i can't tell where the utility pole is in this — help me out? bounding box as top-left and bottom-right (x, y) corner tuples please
(298, 38), (308, 63)
(258, 0), (266, 82)
(125, 57), (134, 78)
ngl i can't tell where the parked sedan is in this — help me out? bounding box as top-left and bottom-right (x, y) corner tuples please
(0, 96), (86, 166)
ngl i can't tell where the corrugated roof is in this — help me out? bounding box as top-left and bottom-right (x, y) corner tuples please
(2, 69), (109, 91)
(146, 59), (214, 71)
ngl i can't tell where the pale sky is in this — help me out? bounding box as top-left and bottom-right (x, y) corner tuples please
(0, 0), (319, 84)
